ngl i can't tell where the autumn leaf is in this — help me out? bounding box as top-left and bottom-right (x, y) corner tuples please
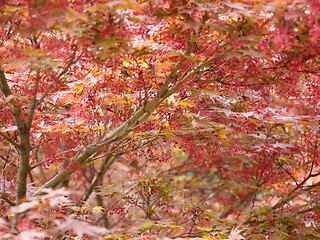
(1, 0), (320, 239)
(195, 226), (213, 231)
(228, 226), (247, 240)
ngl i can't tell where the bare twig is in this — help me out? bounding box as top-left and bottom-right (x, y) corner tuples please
(30, 146), (84, 170)
(273, 156), (298, 186)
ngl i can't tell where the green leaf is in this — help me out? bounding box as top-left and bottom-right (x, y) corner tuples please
(140, 222), (156, 228)
(215, 128), (227, 139)
(162, 224), (182, 230)
(97, 38), (116, 49)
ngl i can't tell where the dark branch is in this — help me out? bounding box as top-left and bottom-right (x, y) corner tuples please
(0, 193), (16, 206)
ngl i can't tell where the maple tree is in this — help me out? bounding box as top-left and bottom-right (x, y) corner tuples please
(0, 0), (320, 239)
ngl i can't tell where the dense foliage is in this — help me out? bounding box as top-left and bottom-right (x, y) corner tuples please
(0, 0), (320, 239)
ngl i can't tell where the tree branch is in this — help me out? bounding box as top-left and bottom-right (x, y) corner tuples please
(26, 68), (41, 128)
(0, 66), (13, 97)
(298, 206), (320, 214)
(0, 193), (16, 206)
(0, 131), (20, 150)
(0, 66), (25, 130)
(272, 180), (320, 211)
(77, 154), (117, 206)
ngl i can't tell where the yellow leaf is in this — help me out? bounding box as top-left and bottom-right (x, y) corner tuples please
(124, 0), (143, 12)
(102, 236), (113, 240)
(81, 206), (90, 211)
(141, 61), (149, 69)
(149, 116), (161, 121)
(162, 224), (182, 230)
(74, 84), (85, 95)
(155, 62), (176, 71)
(195, 226), (213, 231)
(178, 101), (195, 108)
(145, 39), (154, 44)
(70, 206), (80, 212)
(140, 222), (156, 228)
(123, 61), (130, 67)
(215, 128), (227, 139)
(165, 52), (183, 58)
(60, 125), (69, 132)
(93, 206), (104, 213)
(93, 126), (104, 131)
(105, 96), (119, 104)
(248, 117), (260, 126)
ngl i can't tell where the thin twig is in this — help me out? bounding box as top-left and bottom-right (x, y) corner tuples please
(30, 147), (84, 170)
(298, 206), (319, 214)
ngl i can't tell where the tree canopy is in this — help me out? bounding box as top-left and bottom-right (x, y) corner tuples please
(0, 0), (320, 239)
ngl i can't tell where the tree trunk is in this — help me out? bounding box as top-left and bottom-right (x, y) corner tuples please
(13, 130), (31, 230)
